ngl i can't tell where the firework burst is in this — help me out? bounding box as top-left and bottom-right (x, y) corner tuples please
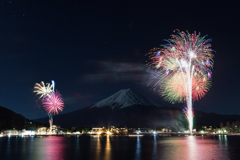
(147, 30), (214, 134)
(160, 72), (211, 102)
(42, 90), (64, 115)
(33, 81), (53, 99)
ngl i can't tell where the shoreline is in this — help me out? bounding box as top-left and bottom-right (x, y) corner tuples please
(2, 132), (240, 138)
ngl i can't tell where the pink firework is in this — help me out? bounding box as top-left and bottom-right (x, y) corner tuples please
(42, 91), (64, 115)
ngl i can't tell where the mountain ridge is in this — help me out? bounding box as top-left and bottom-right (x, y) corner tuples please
(0, 106), (46, 130)
(91, 88), (162, 109)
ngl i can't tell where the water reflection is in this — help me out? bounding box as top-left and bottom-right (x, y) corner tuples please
(188, 136), (230, 160)
(33, 137), (67, 160)
(187, 136), (196, 160)
(0, 135), (236, 160)
(219, 135), (228, 147)
(134, 136), (141, 160)
(6, 136), (11, 158)
(224, 135), (228, 147)
(158, 135), (231, 160)
(29, 136), (34, 157)
(95, 136), (101, 160)
(104, 135), (111, 160)
(74, 135), (80, 157)
(152, 135), (157, 158)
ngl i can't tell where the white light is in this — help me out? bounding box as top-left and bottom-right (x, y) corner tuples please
(189, 51), (196, 58)
(180, 59), (188, 68)
(51, 80), (55, 91)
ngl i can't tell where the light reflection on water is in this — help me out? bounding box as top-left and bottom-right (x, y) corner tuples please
(134, 136), (141, 160)
(0, 135), (238, 160)
(158, 135), (230, 160)
(152, 135), (157, 159)
(105, 135), (111, 160)
(188, 136), (197, 160)
(35, 136), (67, 160)
(96, 136), (101, 160)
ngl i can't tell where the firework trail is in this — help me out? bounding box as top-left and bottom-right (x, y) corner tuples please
(51, 80), (55, 91)
(42, 90), (64, 115)
(147, 30), (214, 134)
(48, 80), (55, 133)
(33, 81), (53, 99)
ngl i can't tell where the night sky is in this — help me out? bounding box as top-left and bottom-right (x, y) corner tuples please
(0, 0), (239, 119)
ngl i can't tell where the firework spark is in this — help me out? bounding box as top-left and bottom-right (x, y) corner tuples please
(42, 91), (64, 115)
(33, 81), (53, 99)
(160, 72), (211, 102)
(147, 30), (214, 134)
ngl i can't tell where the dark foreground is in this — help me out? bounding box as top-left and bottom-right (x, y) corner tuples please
(1, 135), (239, 160)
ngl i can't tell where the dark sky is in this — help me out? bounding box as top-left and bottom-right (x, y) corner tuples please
(0, 0), (239, 119)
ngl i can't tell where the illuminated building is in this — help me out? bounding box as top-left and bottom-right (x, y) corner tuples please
(4, 129), (19, 135)
(37, 127), (47, 134)
(111, 126), (128, 134)
(91, 127), (103, 134)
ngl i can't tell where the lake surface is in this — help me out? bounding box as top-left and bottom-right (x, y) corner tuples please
(1, 135), (240, 160)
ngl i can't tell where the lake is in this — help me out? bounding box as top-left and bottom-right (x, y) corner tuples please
(1, 135), (239, 160)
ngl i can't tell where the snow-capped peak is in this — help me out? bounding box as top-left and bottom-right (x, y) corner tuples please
(91, 89), (161, 109)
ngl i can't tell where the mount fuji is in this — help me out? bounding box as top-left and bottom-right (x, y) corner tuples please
(91, 89), (162, 109)
(35, 89), (188, 131)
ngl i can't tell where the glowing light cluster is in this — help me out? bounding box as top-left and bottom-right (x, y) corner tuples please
(147, 30), (214, 134)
